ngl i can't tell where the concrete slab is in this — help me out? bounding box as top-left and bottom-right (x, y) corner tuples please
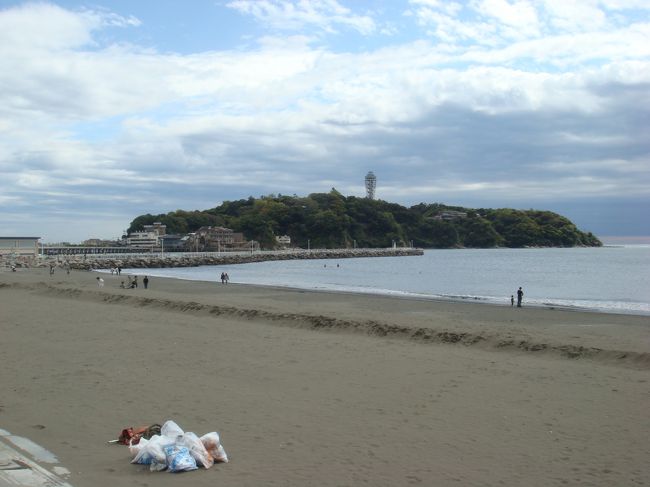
(0, 432), (72, 487)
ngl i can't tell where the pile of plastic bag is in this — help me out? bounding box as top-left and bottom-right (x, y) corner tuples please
(128, 420), (228, 472)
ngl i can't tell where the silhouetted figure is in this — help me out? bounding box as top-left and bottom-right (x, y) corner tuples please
(510, 295), (514, 306)
(143, 276), (149, 289)
(517, 287), (523, 307)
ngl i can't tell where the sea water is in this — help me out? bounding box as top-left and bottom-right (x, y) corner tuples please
(125, 246), (650, 316)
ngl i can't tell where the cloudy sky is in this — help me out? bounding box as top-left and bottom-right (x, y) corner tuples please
(1, 0), (648, 242)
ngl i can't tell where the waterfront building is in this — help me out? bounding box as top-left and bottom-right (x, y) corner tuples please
(433, 210), (468, 221)
(0, 236), (41, 258)
(126, 230), (160, 249)
(188, 226), (248, 251)
(159, 234), (185, 251)
(143, 222), (166, 236)
(276, 235), (291, 248)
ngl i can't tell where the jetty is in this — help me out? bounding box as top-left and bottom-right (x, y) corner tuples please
(9, 248), (423, 270)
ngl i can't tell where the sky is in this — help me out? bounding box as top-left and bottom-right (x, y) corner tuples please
(0, 0), (649, 243)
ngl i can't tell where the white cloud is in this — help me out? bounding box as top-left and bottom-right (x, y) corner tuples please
(226, 0), (377, 35)
(475, 0), (541, 38)
(542, 0), (607, 32)
(0, 1), (648, 240)
(0, 2), (93, 50)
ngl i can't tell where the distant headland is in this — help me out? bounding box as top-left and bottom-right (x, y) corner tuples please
(127, 190), (601, 250)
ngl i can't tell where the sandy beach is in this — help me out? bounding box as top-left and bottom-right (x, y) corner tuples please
(1, 267), (648, 486)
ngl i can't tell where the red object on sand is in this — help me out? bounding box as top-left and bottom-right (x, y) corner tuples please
(117, 426), (148, 445)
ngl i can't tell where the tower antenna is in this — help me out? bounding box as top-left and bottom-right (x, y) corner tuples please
(365, 171), (376, 199)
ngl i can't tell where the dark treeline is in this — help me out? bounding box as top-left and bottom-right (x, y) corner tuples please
(128, 190), (602, 249)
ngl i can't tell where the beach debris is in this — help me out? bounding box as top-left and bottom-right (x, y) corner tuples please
(164, 444), (197, 472)
(117, 420), (228, 473)
(201, 432), (229, 463)
(112, 423), (161, 445)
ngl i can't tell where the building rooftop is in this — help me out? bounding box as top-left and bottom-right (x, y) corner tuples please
(0, 236), (41, 240)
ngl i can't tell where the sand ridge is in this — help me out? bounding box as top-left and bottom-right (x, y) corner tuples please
(3, 277), (649, 369)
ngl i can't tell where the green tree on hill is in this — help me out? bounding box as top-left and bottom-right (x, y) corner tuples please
(127, 193), (602, 250)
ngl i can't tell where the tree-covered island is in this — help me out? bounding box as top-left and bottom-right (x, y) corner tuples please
(128, 190), (602, 250)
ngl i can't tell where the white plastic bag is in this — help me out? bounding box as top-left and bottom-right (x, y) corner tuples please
(180, 432), (213, 469)
(131, 435), (172, 471)
(164, 443), (198, 473)
(201, 432), (229, 463)
(161, 420), (184, 439)
(128, 437), (148, 459)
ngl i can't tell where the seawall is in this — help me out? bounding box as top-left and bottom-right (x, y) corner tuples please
(35, 248), (423, 270)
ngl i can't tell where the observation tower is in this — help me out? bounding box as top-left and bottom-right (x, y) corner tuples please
(365, 171), (376, 200)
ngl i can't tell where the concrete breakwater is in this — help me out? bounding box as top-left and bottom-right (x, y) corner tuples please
(51, 248), (423, 270)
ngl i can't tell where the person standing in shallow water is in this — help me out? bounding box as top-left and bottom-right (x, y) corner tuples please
(517, 287), (524, 307)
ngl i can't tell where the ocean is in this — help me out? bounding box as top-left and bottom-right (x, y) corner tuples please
(124, 245), (650, 316)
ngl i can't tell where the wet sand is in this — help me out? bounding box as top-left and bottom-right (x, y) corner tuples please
(0, 267), (648, 486)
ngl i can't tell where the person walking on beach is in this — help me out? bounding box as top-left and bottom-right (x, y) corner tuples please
(143, 276), (149, 289)
(517, 287), (523, 307)
(220, 272), (226, 284)
(49, 263), (55, 275)
(224, 272), (230, 284)
(133, 275), (138, 288)
(96, 277), (104, 287)
(511, 295), (514, 307)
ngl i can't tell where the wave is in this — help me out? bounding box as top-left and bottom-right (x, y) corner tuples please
(114, 267), (650, 317)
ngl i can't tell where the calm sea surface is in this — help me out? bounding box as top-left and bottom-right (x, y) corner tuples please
(125, 246), (650, 316)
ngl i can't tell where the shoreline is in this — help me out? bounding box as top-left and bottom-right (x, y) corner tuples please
(112, 266), (650, 318)
(1, 267), (649, 486)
